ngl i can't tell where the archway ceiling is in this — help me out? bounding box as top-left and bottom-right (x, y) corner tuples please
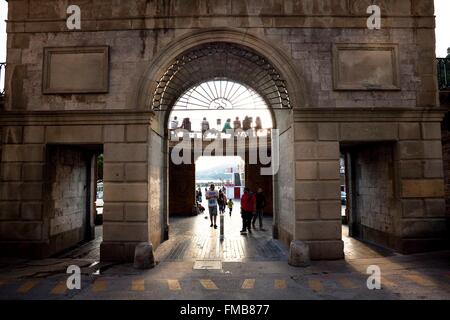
(152, 43), (291, 111)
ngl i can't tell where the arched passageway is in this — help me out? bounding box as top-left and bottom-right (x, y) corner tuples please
(147, 40), (296, 261)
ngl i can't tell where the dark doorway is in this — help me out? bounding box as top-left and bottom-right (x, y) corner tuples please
(341, 143), (397, 258)
(45, 145), (103, 257)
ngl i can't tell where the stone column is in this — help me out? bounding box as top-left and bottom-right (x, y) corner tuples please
(101, 124), (151, 262)
(0, 126), (46, 258)
(293, 121), (344, 260)
(399, 122), (447, 252)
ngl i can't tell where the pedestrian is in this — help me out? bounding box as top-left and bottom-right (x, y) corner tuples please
(252, 187), (266, 230)
(170, 116), (179, 130)
(201, 117), (210, 136)
(222, 118), (232, 133)
(205, 184), (219, 229)
(197, 187), (203, 202)
(227, 198), (234, 216)
(240, 187), (255, 234)
(218, 189), (227, 214)
(242, 116), (251, 131)
(233, 117), (242, 129)
(181, 118), (191, 131)
(255, 116), (262, 131)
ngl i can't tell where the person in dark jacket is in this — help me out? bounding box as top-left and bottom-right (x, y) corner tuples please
(252, 188), (266, 230)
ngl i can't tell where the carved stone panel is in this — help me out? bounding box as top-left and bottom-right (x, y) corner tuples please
(43, 46), (109, 94)
(333, 44), (400, 90)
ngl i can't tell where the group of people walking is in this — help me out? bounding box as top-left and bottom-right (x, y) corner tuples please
(239, 187), (266, 233)
(201, 184), (266, 234)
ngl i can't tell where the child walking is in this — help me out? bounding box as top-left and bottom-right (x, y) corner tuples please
(227, 198), (234, 216)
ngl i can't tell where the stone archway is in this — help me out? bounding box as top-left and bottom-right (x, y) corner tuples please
(141, 29), (301, 249)
(137, 28), (306, 114)
(151, 42), (291, 113)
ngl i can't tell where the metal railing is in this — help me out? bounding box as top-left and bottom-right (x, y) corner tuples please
(437, 58), (450, 91)
(0, 62), (5, 96)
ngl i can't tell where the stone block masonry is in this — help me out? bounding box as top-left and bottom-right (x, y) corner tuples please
(0, 0), (447, 261)
(0, 112), (155, 260)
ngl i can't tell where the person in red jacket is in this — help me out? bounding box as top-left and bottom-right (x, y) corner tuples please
(240, 187), (256, 234)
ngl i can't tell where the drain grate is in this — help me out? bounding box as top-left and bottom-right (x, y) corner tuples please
(193, 260), (222, 270)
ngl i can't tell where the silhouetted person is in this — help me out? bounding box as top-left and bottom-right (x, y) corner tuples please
(181, 118), (191, 131)
(170, 116), (179, 130)
(197, 187), (203, 202)
(233, 117), (242, 130)
(252, 188), (266, 230)
(222, 118), (232, 133)
(201, 117), (210, 135)
(206, 184), (219, 229)
(242, 116), (251, 131)
(255, 116), (262, 131)
(240, 187), (255, 234)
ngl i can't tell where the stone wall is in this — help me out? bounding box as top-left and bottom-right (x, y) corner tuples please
(0, 112), (155, 260)
(1, 0), (447, 261)
(0, 125), (46, 257)
(4, 0), (437, 112)
(277, 127), (294, 245)
(101, 123), (152, 261)
(148, 129), (164, 247)
(293, 119), (343, 259)
(353, 143), (397, 248)
(441, 120), (450, 240)
(46, 146), (88, 253)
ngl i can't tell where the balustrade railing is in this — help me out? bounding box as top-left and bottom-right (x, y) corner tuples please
(437, 58), (450, 91)
(0, 62), (5, 96)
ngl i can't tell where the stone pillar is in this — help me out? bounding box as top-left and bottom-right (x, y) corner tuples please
(399, 122), (447, 252)
(0, 126), (46, 258)
(442, 117), (450, 240)
(293, 121), (344, 260)
(101, 124), (151, 262)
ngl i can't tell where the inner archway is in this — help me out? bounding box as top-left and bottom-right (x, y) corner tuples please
(146, 38), (297, 260)
(163, 78), (281, 262)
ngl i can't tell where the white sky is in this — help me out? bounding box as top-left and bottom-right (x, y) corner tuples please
(434, 0), (450, 57)
(196, 156), (244, 173)
(0, 1), (6, 61)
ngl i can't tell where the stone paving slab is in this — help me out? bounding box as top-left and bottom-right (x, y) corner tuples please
(0, 252), (449, 300)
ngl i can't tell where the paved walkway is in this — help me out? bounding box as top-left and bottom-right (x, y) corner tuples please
(0, 205), (449, 300)
(0, 250), (449, 300)
(157, 206), (286, 262)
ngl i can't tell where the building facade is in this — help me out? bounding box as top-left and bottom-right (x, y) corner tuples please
(0, 0), (448, 262)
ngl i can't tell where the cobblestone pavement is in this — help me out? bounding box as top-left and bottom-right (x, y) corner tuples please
(0, 210), (449, 300)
